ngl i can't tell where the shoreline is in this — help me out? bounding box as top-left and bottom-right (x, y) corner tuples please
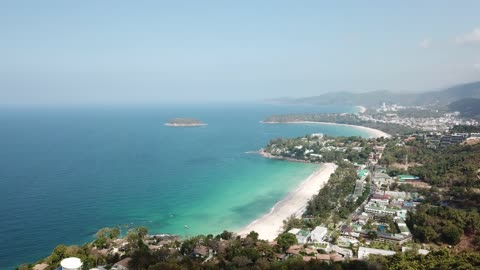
(237, 163), (337, 241)
(261, 121), (391, 138)
(356, 105), (367, 113)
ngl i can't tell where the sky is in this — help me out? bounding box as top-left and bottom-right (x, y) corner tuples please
(1, 1), (480, 104)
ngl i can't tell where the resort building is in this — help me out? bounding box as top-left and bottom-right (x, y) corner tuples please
(310, 226), (328, 242)
(440, 134), (467, 148)
(358, 247), (396, 260)
(288, 228), (311, 244)
(364, 203), (397, 216)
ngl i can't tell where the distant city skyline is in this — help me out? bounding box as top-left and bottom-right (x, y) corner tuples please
(1, 1), (480, 104)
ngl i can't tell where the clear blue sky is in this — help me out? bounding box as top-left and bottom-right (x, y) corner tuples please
(1, 1), (480, 104)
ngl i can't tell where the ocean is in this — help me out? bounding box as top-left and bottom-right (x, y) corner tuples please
(0, 103), (368, 269)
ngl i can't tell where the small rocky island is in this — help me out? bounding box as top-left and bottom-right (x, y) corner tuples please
(165, 118), (207, 127)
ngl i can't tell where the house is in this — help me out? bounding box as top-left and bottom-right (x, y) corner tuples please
(275, 253), (287, 261)
(302, 256), (314, 262)
(288, 228), (311, 244)
(395, 218), (411, 235)
(316, 254), (331, 261)
(310, 226), (328, 242)
(370, 198), (389, 206)
(356, 212), (370, 225)
(112, 257), (131, 270)
(340, 224), (352, 233)
(330, 253), (344, 262)
(192, 245), (209, 258)
(402, 247), (430, 255)
(286, 245), (302, 255)
(357, 247), (395, 260)
(304, 247), (318, 255)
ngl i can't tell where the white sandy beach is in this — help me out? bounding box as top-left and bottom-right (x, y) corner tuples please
(356, 106), (367, 113)
(262, 121), (391, 138)
(237, 163), (337, 241)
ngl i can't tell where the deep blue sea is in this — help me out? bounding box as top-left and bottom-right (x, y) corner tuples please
(0, 103), (368, 269)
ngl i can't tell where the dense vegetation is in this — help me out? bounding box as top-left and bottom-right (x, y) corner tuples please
(449, 98), (480, 118)
(266, 135), (373, 164)
(368, 249), (480, 270)
(451, 124), (480, 133)
(306, 162), (362, 222)
(263, 113), (416, 135)
(407, 204), (480, 246)
(379, 139), (480, 188)
(408, 144), (480, 188)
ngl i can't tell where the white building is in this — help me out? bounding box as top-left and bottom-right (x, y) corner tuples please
(310, 226), (328, 242)
(402, 247), (430, 255)
(288, 228), (310, 244)
(61, 257), (82, 270)
(358, 247), (396, 260)
(370, 198), (389, 206)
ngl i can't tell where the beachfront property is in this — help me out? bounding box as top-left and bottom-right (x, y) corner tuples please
(288, 228), (311, 244)
(357, 247), (396, 260)
(310, 226), (328, 242)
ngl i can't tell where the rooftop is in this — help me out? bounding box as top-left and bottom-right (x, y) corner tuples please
(60, 258), (82, 269)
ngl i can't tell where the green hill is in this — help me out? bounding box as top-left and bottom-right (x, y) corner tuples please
(448, 98), (480, 118)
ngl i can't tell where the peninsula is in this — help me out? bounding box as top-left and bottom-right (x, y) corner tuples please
(165, 118), (207, 127)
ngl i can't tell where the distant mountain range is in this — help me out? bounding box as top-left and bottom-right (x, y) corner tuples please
(267, 81), (480, 107)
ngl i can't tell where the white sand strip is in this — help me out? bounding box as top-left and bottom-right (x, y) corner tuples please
(356, 106), (367, 113)
(237, 163), (337, 241)
(262, 121), (391, 138)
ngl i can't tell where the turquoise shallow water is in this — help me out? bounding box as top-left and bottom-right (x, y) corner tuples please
(0, 104), (368, 269)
